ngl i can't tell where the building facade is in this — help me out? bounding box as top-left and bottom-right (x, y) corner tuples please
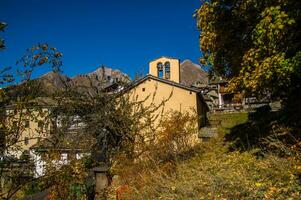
(125, 56), (208, 129)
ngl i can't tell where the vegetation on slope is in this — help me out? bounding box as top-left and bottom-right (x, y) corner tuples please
(118, 113), (301, 200)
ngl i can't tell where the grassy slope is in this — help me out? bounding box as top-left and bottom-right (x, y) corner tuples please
(124, 113), (300, 200)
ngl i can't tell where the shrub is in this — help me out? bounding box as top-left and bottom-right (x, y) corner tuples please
(110, 111), (200, 195)
(151, 111), (199, 163)
(119, 113), (301, 200)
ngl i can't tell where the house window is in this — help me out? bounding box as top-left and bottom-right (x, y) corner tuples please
(142, 88), (145, 92)
(157, 62), (163, 78)
(164, 62), (170, 79)
(24, 137), (29, 145)
(13, 121), (18, 128)
(38, 121), (43, 129)
(107, 76), (111, 81)
(201, 137), (210, 142)
(24, 120), (29, 128)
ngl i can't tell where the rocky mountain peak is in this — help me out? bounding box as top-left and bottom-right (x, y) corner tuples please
(87, 66), (130, 84)
(180, 60), (208, 86)
(38, 66), (130, 94)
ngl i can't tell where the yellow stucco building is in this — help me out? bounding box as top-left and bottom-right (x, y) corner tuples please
(5, 57), (208, 157)
(5, 99), (53, 157)
(125, 56), (208, 129)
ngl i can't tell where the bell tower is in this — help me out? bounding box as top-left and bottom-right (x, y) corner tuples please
(149, 57), (180, 83)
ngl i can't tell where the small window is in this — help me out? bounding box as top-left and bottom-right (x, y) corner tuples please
(25, 120), (29, 128)
(107, 75), (111, 81)
(142, 88), (145, 92)
(24, 137), (29, 145)
(190, 91), (192, 94)
(201, 137), (210, 142)
(13, 121), (18, 128)
(38, 121), (43, 128)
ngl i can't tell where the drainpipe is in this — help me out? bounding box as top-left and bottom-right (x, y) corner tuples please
(218, 84), (222, 108)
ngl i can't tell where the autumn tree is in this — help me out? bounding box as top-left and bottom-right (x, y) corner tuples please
(0, 29), (64, 198)
(195, 0), (301, 100)
(0, 34), (164, 199)
(0, 20), (192, 200)
(0, 22), (7, 49)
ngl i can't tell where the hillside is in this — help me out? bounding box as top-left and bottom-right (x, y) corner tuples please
(37, 66), (130, 94)
(180, 60), (208, 86)
(37, 60), (208, 94)
(116, 113), (301, 200)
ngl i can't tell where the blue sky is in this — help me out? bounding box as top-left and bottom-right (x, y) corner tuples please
(0, 0), (202, 79)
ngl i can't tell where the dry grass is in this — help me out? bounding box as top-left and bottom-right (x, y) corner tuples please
(113, 112), (301, 200)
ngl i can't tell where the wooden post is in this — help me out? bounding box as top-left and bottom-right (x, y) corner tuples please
(93, 166), (109, 200)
